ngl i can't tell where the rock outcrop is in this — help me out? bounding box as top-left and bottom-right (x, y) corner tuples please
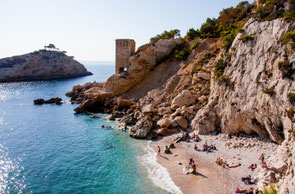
(192, 18), (295, 144)
(34, 97), (63, 105)
(104, 39), (180, 96)
(0, 50), (91, 82)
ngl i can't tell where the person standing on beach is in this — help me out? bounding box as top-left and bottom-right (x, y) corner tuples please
(158, 146), (161, 154)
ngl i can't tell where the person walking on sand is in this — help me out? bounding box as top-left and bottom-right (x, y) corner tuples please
(158, 146), (161, 154)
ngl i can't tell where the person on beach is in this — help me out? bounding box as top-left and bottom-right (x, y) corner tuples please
(248, 164), (257, 171)
(259, 153), (264, 162)
(157, 146), (160, 154)
(194, 144), (198, 151)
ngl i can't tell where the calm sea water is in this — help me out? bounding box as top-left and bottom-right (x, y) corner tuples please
(0, 62), (169, 194)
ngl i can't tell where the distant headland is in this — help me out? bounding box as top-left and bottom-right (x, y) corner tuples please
(0, 44), (92, 82)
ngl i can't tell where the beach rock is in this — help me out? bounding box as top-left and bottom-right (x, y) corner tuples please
(155, 128), (178, 136)
(142, 104), (155, 114)
(116, 98), (132, 110)
(118, 122), (127, 131)
(108, 114), (116, 120)
(171, 90), (196, 109)
(174, 116), (188, 129)
(74, 91), (111, 113)
(158, 107), (173, 116)
(120, 115), (135, 125)
(169, 143), (176, 149)
(164, 146), (172, 154)
(157, 118), (173, 128)
(34, 97), (62, 105)
(0, 50), (91, 82)
(129, 115), (153, 138)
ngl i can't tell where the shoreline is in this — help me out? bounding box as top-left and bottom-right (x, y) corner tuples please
(150, 133), (278, 194)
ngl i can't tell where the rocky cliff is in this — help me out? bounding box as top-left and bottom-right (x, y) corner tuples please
(67, 0), (295, 192)
(0, 50), (91, 82)
(192, 18), (294, 144)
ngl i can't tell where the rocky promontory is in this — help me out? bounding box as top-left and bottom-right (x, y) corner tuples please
(0, 50), (91, 82)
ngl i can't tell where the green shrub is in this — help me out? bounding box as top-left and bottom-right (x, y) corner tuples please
(175, 48), (190, 60)
(185, 28), (201, 41)
(287, 108), (295, 119)
(189, 38), (201, 50)
(238, 35), (254, 41)
(281, 30), (295, 48)
(150, 29), (180, 43)
(284, 0), (295, 20)
(238, 28), (245, 33)
(288, 92), (295, 104)
(218, 75), (231, 84)
(263, 184), (278, 194)
(288, 129), (295, 137)
(195, 65), (203, 72)
(262, 87), (275, 96)
(256, 0), (285, 21)
(214, 59), (227, 78)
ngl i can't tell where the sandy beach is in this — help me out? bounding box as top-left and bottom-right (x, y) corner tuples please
(151, 133), (278, 194)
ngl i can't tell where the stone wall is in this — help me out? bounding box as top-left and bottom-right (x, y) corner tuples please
(115, 39), (135, 74)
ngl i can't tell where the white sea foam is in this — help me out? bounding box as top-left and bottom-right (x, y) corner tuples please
(139, 141), (182, 194)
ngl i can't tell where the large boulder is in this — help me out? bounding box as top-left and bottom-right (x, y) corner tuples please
(171, 90), (196, 109)
(129, 116), (153, 138)
(116, 98), (132, 110)
(74, 91), (111, 113)
(157, 118), (173, 128)
(155, 128), (179, 136)
(174, 116), (188, 129)
(142, 104), (156, 114)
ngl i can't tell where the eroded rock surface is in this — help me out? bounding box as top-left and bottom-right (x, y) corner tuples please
(192, 18), (295, 144)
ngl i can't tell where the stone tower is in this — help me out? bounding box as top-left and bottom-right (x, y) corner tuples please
(115, 39), (135, 74)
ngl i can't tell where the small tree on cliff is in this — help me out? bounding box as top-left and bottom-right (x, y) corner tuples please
(44, 44), (59, 51)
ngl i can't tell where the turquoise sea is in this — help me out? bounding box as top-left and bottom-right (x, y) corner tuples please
(0, 62), (181, 194)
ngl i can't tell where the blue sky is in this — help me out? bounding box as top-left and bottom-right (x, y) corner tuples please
(0, 0), (254, 62)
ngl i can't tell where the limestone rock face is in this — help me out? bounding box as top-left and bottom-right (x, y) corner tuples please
(0, 50), (91, 82)
(105, 39), (179, 96)
(171, 90), (195, 109)
(192, 18), (295, 143)
(129, 116), (153, 138)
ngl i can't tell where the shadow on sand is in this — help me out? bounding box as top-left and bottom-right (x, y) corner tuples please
(193, 171), (208, 178)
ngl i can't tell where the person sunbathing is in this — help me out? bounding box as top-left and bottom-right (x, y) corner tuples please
(261, 162), (267, 168)
(229, 163), (241, 168)
(215, 158), (223, 166)
(248, 187), (255, 194)
(248, 164), (257, 171)
(235, 188), (247, 193)
(242, 175), (256, 185)
(194, 144), (198, 151)
(259, 153), (265, 162)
